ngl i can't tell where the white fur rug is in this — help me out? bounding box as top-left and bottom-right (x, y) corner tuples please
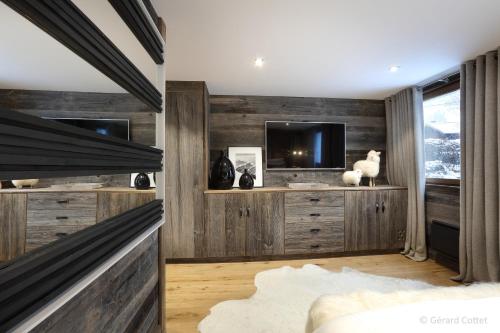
(198, 264), (433, 333)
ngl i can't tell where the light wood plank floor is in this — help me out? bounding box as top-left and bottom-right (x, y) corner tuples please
(165, 254), (459, 333)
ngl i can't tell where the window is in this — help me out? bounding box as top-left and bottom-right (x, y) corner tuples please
(423, 87), (460, 183)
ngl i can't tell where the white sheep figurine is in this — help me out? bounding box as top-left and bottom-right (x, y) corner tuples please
(342, 169), (363, 187)
(353, 150), (381, 187)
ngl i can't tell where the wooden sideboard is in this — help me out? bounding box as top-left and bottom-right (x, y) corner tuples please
(0, 188), (155, 261)
(166, 186), (408, 261)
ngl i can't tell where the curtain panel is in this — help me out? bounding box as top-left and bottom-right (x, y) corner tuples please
(385, 87), (427, 261)
(457, 48), (500, 282)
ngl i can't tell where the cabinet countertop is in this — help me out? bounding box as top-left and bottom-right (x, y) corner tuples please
(0, 187), (156, 194)
(204, 185), (407, 194)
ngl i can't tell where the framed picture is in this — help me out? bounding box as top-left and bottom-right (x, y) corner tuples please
(228, 147), (263, 187)
(130, 172), (156, 188)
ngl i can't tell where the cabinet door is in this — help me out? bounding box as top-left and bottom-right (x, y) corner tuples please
(204, 193), (247, 257)
(345, 191), (379, 251)
(96, 192), (155, 222)
(224, 193), (247, 256)
(0, 194), (27, 261)
(247, 192), (285, 256)
(378, 190), (407, 249)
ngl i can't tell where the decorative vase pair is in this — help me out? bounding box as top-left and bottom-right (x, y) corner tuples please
(210, 151), (254, 190)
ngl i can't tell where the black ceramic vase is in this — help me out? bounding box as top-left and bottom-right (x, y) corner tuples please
(134, 173), (151, 190)
(210, 151), (235, 189)
(239, 169), (254, 190)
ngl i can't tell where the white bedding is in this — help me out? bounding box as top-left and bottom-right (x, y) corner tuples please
(314, 297), (500, 333)
(308, 283), (500, 333)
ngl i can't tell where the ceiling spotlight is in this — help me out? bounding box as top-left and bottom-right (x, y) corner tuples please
(254, 57), (264, 68)
(389, 65), (400, 73)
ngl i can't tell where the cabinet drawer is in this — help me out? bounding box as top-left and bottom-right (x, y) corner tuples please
(27, 192), (97, 211)
(285, 219), (343, 237)
(286, 206), (344, 223)
(285, 235), (344, 254)
(27, 209), (96, 226)
(285, 191), (344, 208)
(25, 224), (89, 251)
(285, 220), (344, 254)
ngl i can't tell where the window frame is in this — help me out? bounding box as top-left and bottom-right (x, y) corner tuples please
(423, 74), (461, 186)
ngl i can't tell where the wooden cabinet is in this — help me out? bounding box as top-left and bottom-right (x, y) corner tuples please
(345, 189), (407, 251)
(20, 190), (155, 252)
(204, 192), (285, 257)
(0, 194), (27, 261)
(164, 81), (209, 259)
(26, 192), (97, 252)
(284, 191), (344, 254)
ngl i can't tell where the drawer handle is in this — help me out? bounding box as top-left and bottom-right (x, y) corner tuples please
(311, 244), (321, 249)
(247, 207), (251, 217)
(310, 198), (320, 202)
(309, 213), (321, 217)
(56, 216), (68, 220)
(239, 208), (243, 218)
(310, 228), (321, 233)
(57, 200), (70, 204)
(382, 202), (385, 213)
(55, 232), (68, 237)
(376, 202), (379, 213)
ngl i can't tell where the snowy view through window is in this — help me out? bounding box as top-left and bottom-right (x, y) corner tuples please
(423, 90), (460, 179)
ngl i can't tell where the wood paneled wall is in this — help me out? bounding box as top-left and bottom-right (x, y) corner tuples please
(425, 184), (460, 257)
(0, 89), (155, 187)
(209, 95), (387, 186)
(31, 231), (159, 333)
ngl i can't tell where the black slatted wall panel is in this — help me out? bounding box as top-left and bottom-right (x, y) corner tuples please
(0, 108), (162, 180)
(0, 200), (163, 332)
(109, 0), (164, 64)
(1, 0), (163, 111)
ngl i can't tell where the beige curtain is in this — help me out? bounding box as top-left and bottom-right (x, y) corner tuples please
(385, 87), (427, 261)
(457, 49), (500, 282)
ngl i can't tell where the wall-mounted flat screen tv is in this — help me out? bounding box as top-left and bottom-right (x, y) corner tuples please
(47, 118), (130, 141)
(265, 121), (346, 170)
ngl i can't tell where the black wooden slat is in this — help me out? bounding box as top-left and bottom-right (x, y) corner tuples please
(1, 0), (162, 111)
(0, 108), (162, 180)
(109, 0), (164, 64)
(0, 107), (159, 154)
(0, 200), (163, 332)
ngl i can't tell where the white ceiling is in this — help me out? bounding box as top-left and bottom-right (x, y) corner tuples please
(156, 0), (500, 99)
(2, 1), (500, 99)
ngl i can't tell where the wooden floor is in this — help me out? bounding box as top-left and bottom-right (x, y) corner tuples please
(165, 254), (459, 333)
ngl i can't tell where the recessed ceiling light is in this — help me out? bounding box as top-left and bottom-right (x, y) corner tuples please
(254, 57), (264, 68)
(389, 65), (400, 73)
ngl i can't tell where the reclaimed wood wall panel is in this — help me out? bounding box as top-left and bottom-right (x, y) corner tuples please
(0, 89), (156, 187)
(0, 194), (27, 261)
(164, 82), (209, 259)
(425, 184), (460, 256)
(209, 95), (387, 186)
(30, 232), (159, 333)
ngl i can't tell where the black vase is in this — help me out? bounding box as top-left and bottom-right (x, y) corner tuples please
(239, 169), (254, 190)
(210, 151), (235, 189)
(134, 173), (151, 190)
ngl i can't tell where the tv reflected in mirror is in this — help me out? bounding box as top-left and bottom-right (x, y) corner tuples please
(46, 118), (130, 141)
(265, 121), (346, 170)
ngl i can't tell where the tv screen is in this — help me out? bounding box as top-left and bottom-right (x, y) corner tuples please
(48, 118), (130, 141)
(266, 121), (346, 170)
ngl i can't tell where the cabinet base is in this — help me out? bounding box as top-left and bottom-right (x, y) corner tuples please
(165, 249), (402, 264)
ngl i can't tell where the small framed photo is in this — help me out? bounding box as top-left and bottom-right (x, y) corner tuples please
(228, 147), (263, 187)
(130, 173), (156, 188)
